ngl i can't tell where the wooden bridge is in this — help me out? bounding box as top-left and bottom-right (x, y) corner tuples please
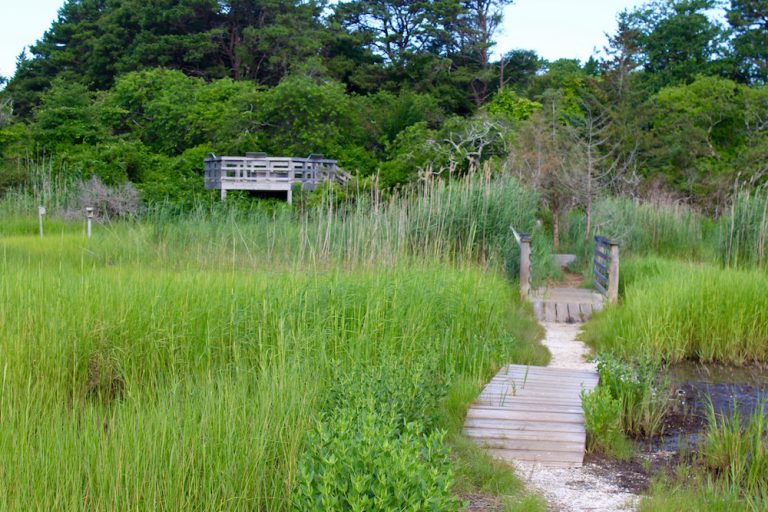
(204, 153), (350, 203)
(464, 234), (619, 468)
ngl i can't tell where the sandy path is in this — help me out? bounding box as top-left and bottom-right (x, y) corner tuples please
(512, 322), (640, 512)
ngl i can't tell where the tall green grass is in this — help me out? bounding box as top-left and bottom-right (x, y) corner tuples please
(564, 196), (712, 262)
(0, 210), (546, 510)
(582, 257), (768, 365)
(718, 187), (768, 269)
(3, 170), (558, 283)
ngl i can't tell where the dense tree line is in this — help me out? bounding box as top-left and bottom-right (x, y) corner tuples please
(1, 0), (768, 210)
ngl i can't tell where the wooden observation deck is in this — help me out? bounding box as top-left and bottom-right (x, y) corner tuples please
(204, 153), (350, 203)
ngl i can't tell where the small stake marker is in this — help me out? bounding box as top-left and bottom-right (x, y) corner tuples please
(85, 207), (95, 239)
(38, 206), (46, 239)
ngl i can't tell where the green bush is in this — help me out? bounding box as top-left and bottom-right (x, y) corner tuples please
(295, 409), (457, 511)
(294, 363), (459, 511)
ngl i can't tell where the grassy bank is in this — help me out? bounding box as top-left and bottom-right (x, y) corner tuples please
(581, 257), (768, 365)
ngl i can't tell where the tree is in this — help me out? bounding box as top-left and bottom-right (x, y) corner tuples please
(457, 0), (515, 106)
(498, 49), (542, 90)
(622, 0), (729, 90)
(335, 0), (457, 69)
(649, 75), (745, 200)
(222, 0), (327, 84)
(728, 0), (768, 83)
(565, 97), (636, 240)
(507, 93), (573, 248)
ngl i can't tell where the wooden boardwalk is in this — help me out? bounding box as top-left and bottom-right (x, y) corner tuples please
(465, 242), (616, 468)
(530, 287), (604, 323)
(464, 364), (599, 467)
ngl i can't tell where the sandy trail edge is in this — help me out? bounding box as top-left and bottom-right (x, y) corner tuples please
(512, 322), (639, 512)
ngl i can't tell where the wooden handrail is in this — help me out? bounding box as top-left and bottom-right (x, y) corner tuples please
(593, 236), (619, 303)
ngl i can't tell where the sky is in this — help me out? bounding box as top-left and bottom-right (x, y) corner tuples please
(0, 0), (650, 81)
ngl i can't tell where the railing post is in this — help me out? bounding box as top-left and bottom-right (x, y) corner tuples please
(520, 234), (532, 299)
(608, 241), (620, 303)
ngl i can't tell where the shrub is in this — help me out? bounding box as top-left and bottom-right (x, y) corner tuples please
(581, 385), (632, 460)
(62, 175), (141, 220)
(594, 353), (669, 438)
(294, 362), (460, 511)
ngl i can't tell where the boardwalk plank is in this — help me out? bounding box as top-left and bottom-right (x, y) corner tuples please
(465, 362), (598, 468)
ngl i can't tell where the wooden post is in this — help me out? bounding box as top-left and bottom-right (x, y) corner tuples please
(38, 206), (46, 239)
(287, 188), (293, 205)
(520, 234), (532, 299)
(85, 207), (95, 239)
(608, 241), (620, 303)
(221, 188), (227, 201)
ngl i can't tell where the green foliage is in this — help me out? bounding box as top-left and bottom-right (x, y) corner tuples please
(649, 76), (745, 197)
(727, 0), (768, 83)
(581, 386), (633, 459)
(257, 75), (365, 160)
(593, 353), (669, 438)
(296, 411), (457, 511)
(487, 88), (542, 121)
(294, 363), (459, 511)
(32, 79), (110, 150)
(623, 0), (729, 90)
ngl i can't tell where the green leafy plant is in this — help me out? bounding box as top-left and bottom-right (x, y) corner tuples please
(581, 385), (633, 459)
(594, 353), (670, 438)
(294, 362), (460, 511)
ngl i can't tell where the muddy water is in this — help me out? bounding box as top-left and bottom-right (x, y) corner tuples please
(650, 363), (768, 452)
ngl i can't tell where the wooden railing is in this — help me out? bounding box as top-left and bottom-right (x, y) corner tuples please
(593, 236), (619, 303)
(204, 154), (347, 189)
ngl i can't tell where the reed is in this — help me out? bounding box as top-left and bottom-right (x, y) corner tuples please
(582, 257), (768, 365)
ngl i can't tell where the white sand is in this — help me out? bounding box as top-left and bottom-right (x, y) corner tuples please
(512, 322), (640, 512)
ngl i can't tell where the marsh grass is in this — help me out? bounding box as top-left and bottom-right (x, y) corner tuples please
(582, 258), (768, 365)
(641, 402), (768, 511)
(718, 187), (768, 269)
(4, 171), (559, 283)
(563, 197), (712, 263)
(701, 400), (768, 498)
(0, 173), (549, 510)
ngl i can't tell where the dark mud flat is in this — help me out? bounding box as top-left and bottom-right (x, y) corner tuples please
(588, 362), (768, 493)
(650, 362), (768, 453)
